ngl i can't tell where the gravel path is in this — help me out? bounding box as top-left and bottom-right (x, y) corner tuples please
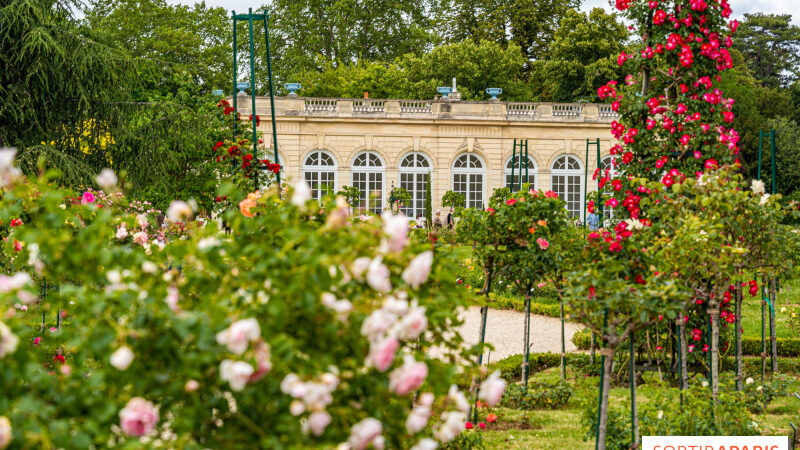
(448, 306), (585, 362)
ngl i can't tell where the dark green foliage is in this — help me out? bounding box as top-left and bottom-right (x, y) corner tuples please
(501, 380), (573, 410)
(493, 353), (591, 381)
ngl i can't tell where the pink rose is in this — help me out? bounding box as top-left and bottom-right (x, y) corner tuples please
(478, 371), (506, 407)
(368, 337), (398, 372)
(184, 380), (199, 392)
(81, 191), (95, 205)
(366, 257), (392, 293)
(389, 356), (428, 395)
(397, 306), (427, 341)
(219, 359), (254, 391)
(361, 309), (397, 341)
(115, 224), (128, 240)
(348, 417), (383, 450)
(216, 318), (261, 355)
(401, 251), (433, 288)
(405, 405), (431, 433)
(536, 238), (549, 250)
(119, 397), (159, 437)
(307, 411), (332, 437)
(382, 212), (409, 252)
(132, 231), (148, 246)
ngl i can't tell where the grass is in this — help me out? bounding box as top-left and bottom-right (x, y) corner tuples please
(479, 366), (800, 449)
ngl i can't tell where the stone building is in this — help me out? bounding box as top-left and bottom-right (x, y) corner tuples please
(237, 94), (619, 221)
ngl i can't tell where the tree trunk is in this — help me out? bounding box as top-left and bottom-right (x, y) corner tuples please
(597, 348), (615, 450)
(769, 277), (778, 374)
(735, 284), (743, 391)
(560, 297), (566, 380)
(709, 307), (720, 399)
(522, 293), (531, 389)
(678, 314), (688, 392)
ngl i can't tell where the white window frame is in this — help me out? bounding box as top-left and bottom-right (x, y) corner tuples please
(398, 152), (432, 219)
(302, 150), (338, 201)
(451, 153), (486, 209)
(351, 151), (386, 214)
(504, 154), (537, 190)
(550, 154), (584, 221)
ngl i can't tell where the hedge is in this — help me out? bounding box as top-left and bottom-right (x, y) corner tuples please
(493, 351), (800, 382)
(470, 293), (565, 318)
(570, 330), (800, 358)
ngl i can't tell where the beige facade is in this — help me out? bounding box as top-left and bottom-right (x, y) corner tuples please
(239, 95), (618, 220)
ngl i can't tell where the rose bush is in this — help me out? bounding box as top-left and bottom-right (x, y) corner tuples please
(0, 154), (492, 448)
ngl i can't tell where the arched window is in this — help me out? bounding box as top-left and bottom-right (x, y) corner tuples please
(399, 153), (431, 218)
(302, 151), (337, 201)
(599, 156), (619, 223)
(505, 154), (537, 190)
(601, 156), (619, 178)
(351, 151), (385, 214)
(452, 154), (485, 209)
(551, 155), (583, 220)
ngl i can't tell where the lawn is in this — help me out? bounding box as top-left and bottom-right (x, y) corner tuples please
(479, 366), (800, 449)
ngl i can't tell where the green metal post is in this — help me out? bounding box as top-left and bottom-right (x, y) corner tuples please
(762, 274), (766, 386)
(523, 294), (532, 389)
(584, 139), (589, 227)
(560, 296), (566, 380)
(595, 309), (608, 450)
(757, 130), (763, 180)
(247, 10), (258, 183)
(596, 138), (602, 225)
(524, 140), (529, 189)
(511, 139), (516, 192)
(707, 311), (712, 387)
(472, 267), (493, 425)
(232, 12), (238, 138)
(735, 282), (742, 391)
(771, 129), (776, 194)
(264, 12), (281, 189)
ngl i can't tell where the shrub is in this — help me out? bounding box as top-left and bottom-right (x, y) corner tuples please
(501, 380), (573, 410)
(638, 383), (760, 437)
(493, 353), (591, 382)
(0, 167), (481, 448)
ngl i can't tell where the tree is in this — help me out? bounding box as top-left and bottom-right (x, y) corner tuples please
(436, 0), (579, 61)
(83, 0), (231, 96)
(733, 13), (800, 88)
(0, 0), (132, 149)
(529, 8), (629, 102)
(269, 0), (434, 76)
(442, 190), (465, 208)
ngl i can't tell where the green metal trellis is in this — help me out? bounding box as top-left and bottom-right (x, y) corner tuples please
(231, 8), (281, 189)
(511, 139), (529, 192)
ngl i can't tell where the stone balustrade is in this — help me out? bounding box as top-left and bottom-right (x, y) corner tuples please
(233, 94), (618, 123)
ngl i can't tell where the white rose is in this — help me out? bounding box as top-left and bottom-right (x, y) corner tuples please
(219, 359), (254, 391)
(434, 411), (465, 443)
(478, 371), (506, 407)
(115, 224), (128, 240)
(351, 257), (371, 281)
(291, 182), (312, 208)
(361, 309), (398, 341)
(166, 200), (193, 223)
(0, 322), (20, 359)
(745, 377), (754, 385)
(307, 411), (332, 437)
(110, 346), (134, 370)
(447, 385), (470, 413)
(410, 438), (438, 450)
(95, 168), (118, 189)
(347, 417), (383, 450)
(751, 179), (765, 196)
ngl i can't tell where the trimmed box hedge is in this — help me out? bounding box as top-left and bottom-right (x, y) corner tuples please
(493, 351), (800, 382)
(570, 329), (800, 358)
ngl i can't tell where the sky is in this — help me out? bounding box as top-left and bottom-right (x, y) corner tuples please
(165, 0), (799, 26)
